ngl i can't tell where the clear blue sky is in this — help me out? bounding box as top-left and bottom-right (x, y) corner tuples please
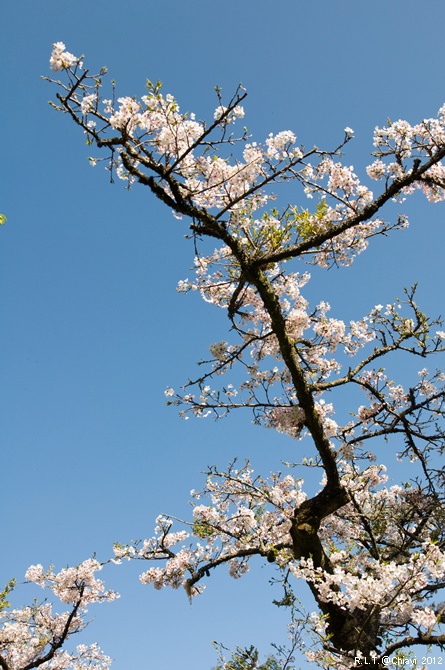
(2, 1), (445, 667)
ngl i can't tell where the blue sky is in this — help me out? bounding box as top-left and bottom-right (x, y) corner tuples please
(2, 1), (445, 667)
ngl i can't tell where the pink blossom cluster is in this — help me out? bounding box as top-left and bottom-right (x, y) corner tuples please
(47, 44), (445, 271)
(0, 560), (117, 670)
(269, 405), (306, 438)
(25, 559), (118, 605)
(45, 45), (400, 252)
(114, 454), (445, 648)
(286, 463), (445, 660)
(291, 541), (445, 631)
(114, 465), (306, 597)
(169, 273), (437, 446)
(49, 42), (80, 72)
(214, 104), (245, 123)
(99, 90), (301, 212)
(369, 112), (445, 202)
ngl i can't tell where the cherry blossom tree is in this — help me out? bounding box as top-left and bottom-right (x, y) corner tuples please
(0, 560), (117, 670)
(40, 42), (445, 668)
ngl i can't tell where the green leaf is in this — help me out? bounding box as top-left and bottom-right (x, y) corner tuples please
(0, 578), (16, 612)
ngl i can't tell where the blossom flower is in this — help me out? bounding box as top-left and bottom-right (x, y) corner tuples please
(214, 105), (244, 123)
(411, 607), (437, 630)
(80, 94), (97, 114)
(50, 42), (79, 71)
(269, 405), (306, 438)
(209, 341), (228, 361)
(266, 131), (297, 159)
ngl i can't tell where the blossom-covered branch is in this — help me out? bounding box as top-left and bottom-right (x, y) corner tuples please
(0, 559), (117, 670)
(46, 42), (445, 667)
